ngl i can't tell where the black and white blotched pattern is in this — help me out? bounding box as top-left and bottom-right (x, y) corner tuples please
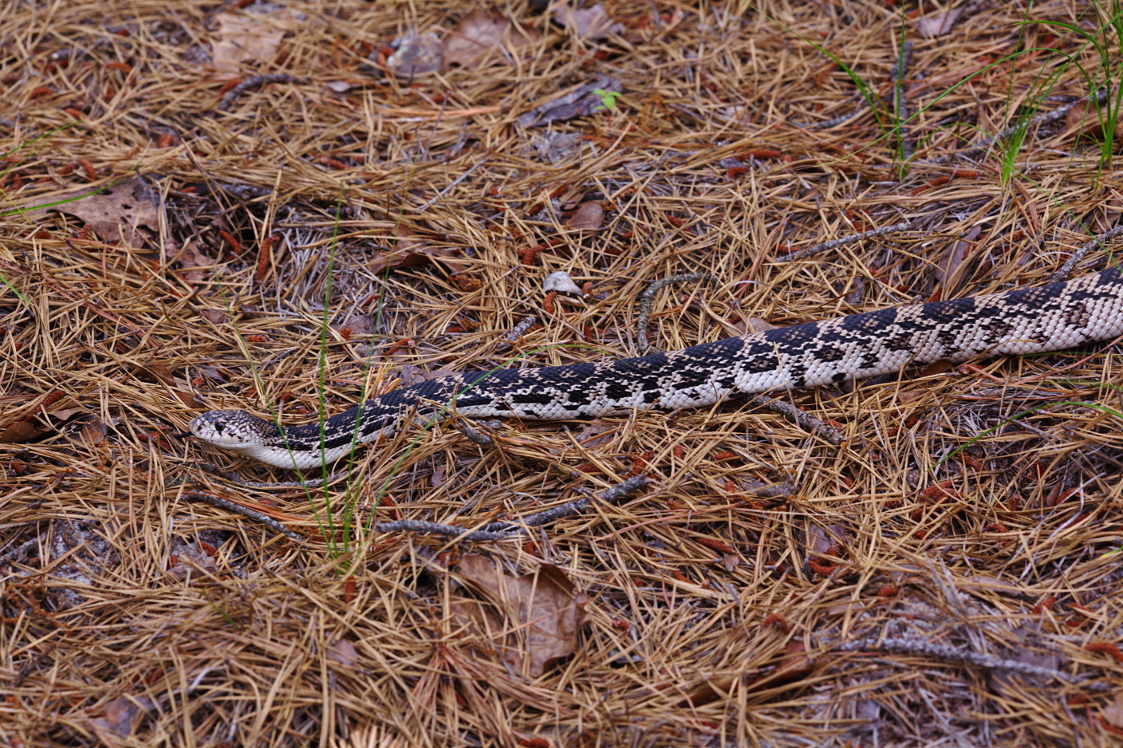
(191, 267), (1123, 469)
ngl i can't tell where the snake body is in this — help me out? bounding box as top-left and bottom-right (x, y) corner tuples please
(190, 267), (1123, 470)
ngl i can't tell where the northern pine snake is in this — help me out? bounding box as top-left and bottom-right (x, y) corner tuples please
(190, 267), (1123, 470)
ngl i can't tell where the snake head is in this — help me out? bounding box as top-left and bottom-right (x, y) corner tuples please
(189, 409), (281, 450)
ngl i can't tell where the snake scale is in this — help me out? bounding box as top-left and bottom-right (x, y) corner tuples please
(190, 267), (1123, 470)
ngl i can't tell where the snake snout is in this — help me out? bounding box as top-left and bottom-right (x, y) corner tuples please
(189, 409), (256, 447)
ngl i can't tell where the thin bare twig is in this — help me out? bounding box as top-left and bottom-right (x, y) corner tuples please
(502, 475), (651, 528)
(636, 273), (714, 353)
(372, 519), (517, 541)
(751, 394), (845, 444)
(183, 492), (304, 541)
(374, 476), (651, 541)
(775, 222), (913, 263)
(925, 88), (1110, 164)
(834, 636), (1110, 691)
(1050, 224), (1123, 281)
(495, 315), (540, 353)
(217, 74), (301, 112)
(415, 158), (488, 213)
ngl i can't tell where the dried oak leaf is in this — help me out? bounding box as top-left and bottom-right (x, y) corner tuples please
(212, 7), (303, 74)
(43, 178), (160, 246)
(564, 201), (604, 231)
(1102, 690), (1123, 729)
(456, 554), (584, 677)
(0, 418), (44, 443)
(517, 75), (621, 128)
(369, 230), (463, 274)
(444, 11), (536, 67)
(916, 8), (963, 38)
(552, 3), (624, 40)
(326, 638), (361, 668)
(169, 241), (217, 284)
(679, 642), (815, 707)
(87, 695), (151, 739)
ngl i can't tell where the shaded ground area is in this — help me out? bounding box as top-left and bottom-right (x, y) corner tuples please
(2, 0), (1123, 744)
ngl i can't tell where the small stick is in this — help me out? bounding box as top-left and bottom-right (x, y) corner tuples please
(774, 221), (913, 263)
(751, 394), (844, 445)
(1050, 224), (1123, 282)
(218, 74), (300, 112)
(372, 519), (517, 542)
(495, 315), (540, 353)
(636, 272), (714, 353)
(183, 491), (304, 541)
(375, 476), (650, 541)
(458, 422), (494, 446)
(415, 159), (488, 213)
(789, 106), (865, 130)
(926, 88), (1109, 164)
(834, 635), (1109, 690)
(502, 475), (650, 529)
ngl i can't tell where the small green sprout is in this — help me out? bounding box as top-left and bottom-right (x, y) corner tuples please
(593, 88), (621, 111)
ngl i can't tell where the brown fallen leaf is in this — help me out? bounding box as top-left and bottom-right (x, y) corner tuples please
(456, 554), (584, 677)
(172, 389), (204, 408)
(326, 638), (360, 668)
(0, 418), (44, 443)
(450, 598), (506, 649)
(336, 313), (374, 339)
(680, 642), (815, 707)
(368, 230), (463, 274)
(938, 224), (981, 287)
(212, 7), (302, 75)
(166, 540), (218, 581)
(552, 3), (624, 41)
(916, 8), (963, 38)
(41, 177), (160, 246)
(565, 201), (604, 231)
(137, 360), (178, 385)
(443, 11), (537, 67)
(78, 418), (108, 448)
(87, 695), (151, 740)
(199, 307), (227, 325)
(517, 75), (622, 128)
(1102, 690), (1123, 728)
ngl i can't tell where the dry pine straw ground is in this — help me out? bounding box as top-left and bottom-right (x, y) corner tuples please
(3, 0), (1123, 745)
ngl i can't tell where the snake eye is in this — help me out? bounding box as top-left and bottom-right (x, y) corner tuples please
(213, 420), (225, 434)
